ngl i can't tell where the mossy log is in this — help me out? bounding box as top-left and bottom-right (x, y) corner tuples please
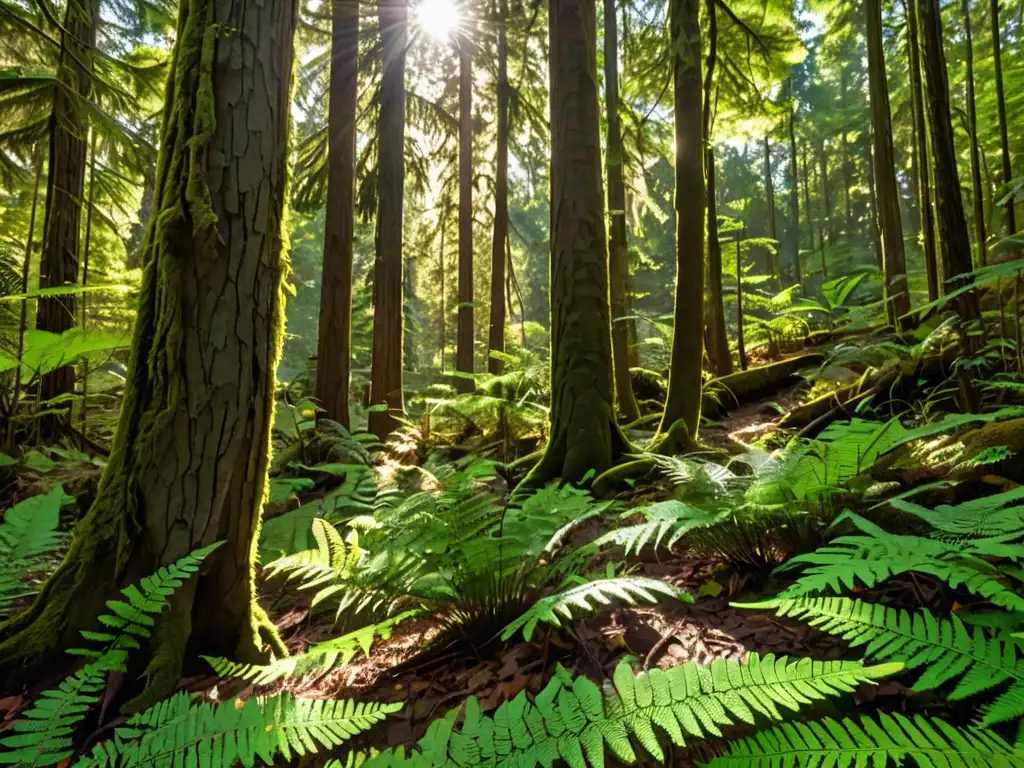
(702, 353), (825, 417)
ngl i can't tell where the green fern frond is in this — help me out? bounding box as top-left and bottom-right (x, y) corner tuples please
(704, 713), (1022, 768)
(501, 577), (693, 641)
(891, 487), (1024, 539)
(0, 486), (69, 616)
(364, 656), (901, 768)
(79, 692), (401, 768)
(205, 610), (422, 685)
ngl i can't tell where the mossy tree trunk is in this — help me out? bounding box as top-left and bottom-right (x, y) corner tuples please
(456, 33), (474, 391)
(36, 0), (100, 422)
(657, 0), (705, 447)
(866, 0), (912, 325)
(907, 0), (939, 301)
(992, 0), (1016, 236)
(369, 0), (408, 438)
(315, 0), (359, 428)
(764, 137), (780, 286)
(524, 0), (628, 485)
(0, 0), (298, 710)
(487, 0), (509, 376)
(604, 0), (641, 422)
(963, 0), (987, 266)
(786, 79), (801, 286)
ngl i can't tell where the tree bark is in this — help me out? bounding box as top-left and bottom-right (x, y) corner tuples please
(992, 0), (1016, 235)
(604, 0), (641, 422)
(456, 33), (474, 389)
(818, 143), (834, 246)
(369, 0), (408, 438)
(840, 67), (852, 231)
(963, 0), (987, 266)
(866, 135), (884, 270)
(706, 149), (731, 376)
(315, 0), (358, 428)
(866, 0), (912, 324)
(488, 0), (509, 375)
(525, 0), (628, 484)
(787, 79), (801, 286)
(801, 147), (815, 270)
(657, 0), (705, 445)
(36, 0), (101, 423)
(0, 0), (298, 709)
(908, 0), (939, 301)
(764, 137), (780, 286)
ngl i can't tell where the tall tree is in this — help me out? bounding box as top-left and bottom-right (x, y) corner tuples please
(525, 0), (628, 484)
(658, 0), (705, 448)
(36, 0), (101, 420)
(369, 0), (409, 439)
(487, 0), (509, 374)
(315, 0), (359, 428)
(866, 0), (911, 324)
(963, 0), (987, 265)
(456, 31), (474, 390)
(907, 0), (939, 300)
(787, 79), (801, 286)
(991, 0), (1015, 236)
(0, 0), (299, 707)
(764, 137), (780, 286)
(604, 0), (641, 422)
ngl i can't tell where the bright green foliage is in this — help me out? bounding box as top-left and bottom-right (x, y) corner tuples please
(205, 610), (421, 684)
(0, 485), (69, 616)
(704, 713), (1024, 768)
(78, 692), (401, 768)
(742, 597), (1024, 724)
(501, 577), (692, 641)
(592, 501), (721, 557)
(363, 657), (900, 768)
(891, 487), (1024, 539)
(0, 543), (222, 767)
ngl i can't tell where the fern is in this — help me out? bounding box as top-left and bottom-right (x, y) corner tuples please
(704, 713), (1023, 768)
(364, 656), (901, 768)
(79, 692), (401, 767)
(0, 543), (223, 767)
(501, 577), (692, 641)
(891, 487), (1024, 539)
(0, 485), (69, 616)
(741, 596), (1024, 724)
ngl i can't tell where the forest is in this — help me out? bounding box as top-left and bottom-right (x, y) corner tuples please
(2, 0), (1024, 763)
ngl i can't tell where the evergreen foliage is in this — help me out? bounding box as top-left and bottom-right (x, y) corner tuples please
(0, 485), (68, 616)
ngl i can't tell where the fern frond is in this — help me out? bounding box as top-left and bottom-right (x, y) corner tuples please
(704, 713), (1022, 768)
(0, 486), (68, 615)
(891, 487), (1024, 539)
(79, 692), (402, 767)
(501, 577), (693, 641)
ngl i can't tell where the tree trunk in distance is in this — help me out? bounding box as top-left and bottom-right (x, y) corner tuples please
(657, 0), (705, 447)
(736, 231), (747, 371)
(866, 136), (884, 270)
(604, 0), (641, 422)
(963, 0), (987, 266)
(764, 137), (780, 287)
(866, 0), (912, 325)
(706, 149), (732, 376)
(79, 130), (98, 434)
(0, 0), (298, 708)
(840, 67), (852, 232)
(787, 80), (801, 286)
(456, 34), (474, 390)
(908, 0), (939, 301)
(524, 0), (628, 485)
(992, 0), (1016, 235)
(488, 0), (509, 375)
(315, 0), (358, 428)
(36, 0), (100, 425)
(369, 0), (408, 438)
(818, 144), (834, 245)
(801, 147), (814, 270)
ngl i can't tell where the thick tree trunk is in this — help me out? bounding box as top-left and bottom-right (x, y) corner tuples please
(920, 0), (976, 299)
(369, 0), (408, 438)
(657, 0), (705, 446)
(604, 0), (640, 422)
(456, 34), (474, 390)
(963, 0), (987, 266)
(764, 137), (780, 286)
(36, 0), (100, 420)
(992, 0), (1016, 235)
(866, 0), (912, 325)
(908, 0), (939, 301)
(525, 0), (628, 484)
(787, 80), (801, 286)
(488, 0), (509, 375)
(315, 0), (358, 428)
(0, 0), (298, 709)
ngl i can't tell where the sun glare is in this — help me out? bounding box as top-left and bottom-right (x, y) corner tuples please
(415, 0), (463, 43)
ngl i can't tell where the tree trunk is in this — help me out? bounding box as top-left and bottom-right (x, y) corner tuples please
(315, 0), (358, 428)
(992, 0), (1016, 235)
(866, 136), (885, 270)
(525, 0), (628, 484)
(0, 0), (298, 709)
(801, 147), (815, 269)
(818, 143), (834, 246)
(488, 0), (509, 375)
(126, 166), (155, 271)
(840, 67), (852, 231)
(369, 0), (408, 438)
(657, 0), (705, 446)
(764, 137), (780, 286)
(867, 0), (912, 324)
(963, 0), (987, 266)
(736, 231), (747, 371)
(920, 0), (976, 299)
(604, 0), (641, 422)
(908, 0), (939, 300)
(36, 0), (100, 422)
(787, 79), (801, 286)
(706, 149), (731, 376)
(456, 34), (474, 389)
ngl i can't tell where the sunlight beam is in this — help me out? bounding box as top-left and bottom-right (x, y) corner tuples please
(414, 0), (463, 43)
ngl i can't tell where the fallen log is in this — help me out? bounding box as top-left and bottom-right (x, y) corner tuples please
(702, 352), (825, 417)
